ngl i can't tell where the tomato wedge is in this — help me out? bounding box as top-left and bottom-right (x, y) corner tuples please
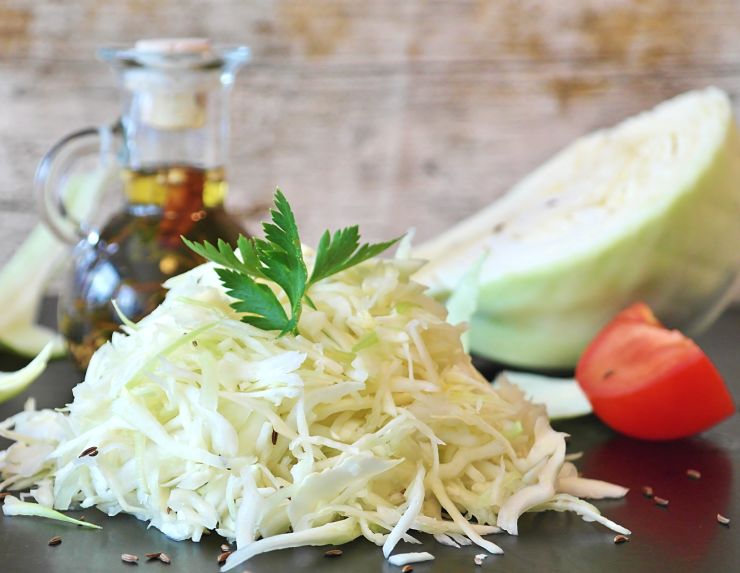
(576, 303), (735, 440)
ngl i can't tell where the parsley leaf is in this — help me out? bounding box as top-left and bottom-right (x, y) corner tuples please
(216, 268), (291, 332)
(183, 188), (401, 337)
(309, 226), (402, 286)
(182, 236), (265, 279)
(253, 190), (307, 334)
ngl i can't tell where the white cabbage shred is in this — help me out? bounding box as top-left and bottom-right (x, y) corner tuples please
(387, 551), (436, 566)
(0, 256), (628, 571)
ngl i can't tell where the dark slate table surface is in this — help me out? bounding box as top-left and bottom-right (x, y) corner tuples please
(1, 309), (739, 573)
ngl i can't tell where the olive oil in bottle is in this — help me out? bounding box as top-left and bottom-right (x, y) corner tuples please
(59, 164), (245, 367)
(36, 40), (251, 368)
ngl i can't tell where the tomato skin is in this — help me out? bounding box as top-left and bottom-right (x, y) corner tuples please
(608, 302), (661, 326)
(576, 303), (736, 441)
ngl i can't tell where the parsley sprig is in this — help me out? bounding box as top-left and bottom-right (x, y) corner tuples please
(183, 189), (401, 336)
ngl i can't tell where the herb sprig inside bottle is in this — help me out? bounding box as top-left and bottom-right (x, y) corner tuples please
(183, 190), (401, 336)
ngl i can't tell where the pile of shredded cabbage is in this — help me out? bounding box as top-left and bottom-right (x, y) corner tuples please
(0, 256), (628, 571)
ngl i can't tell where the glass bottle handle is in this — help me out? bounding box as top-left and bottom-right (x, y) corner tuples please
(34, 123), (120, 244)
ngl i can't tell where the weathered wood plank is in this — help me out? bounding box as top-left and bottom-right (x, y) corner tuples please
(2, 0), (740, 268)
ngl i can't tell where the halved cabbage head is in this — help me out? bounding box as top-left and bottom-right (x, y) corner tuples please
(416, 87), (740, 369)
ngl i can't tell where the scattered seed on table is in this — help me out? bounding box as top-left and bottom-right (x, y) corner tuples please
(48, 536), (62, 546)
(324, 549), (343, 557)
(717, 514), (731, 526)
(271, 429), (278, 445)
(121, 553), (139, 564)
(220, 543), (231, 552)
(474, 553), (488, 565)
(686, 469), (702, 480)
(641, 486), (654, 498)
(614, 535), (630, 544)
(402, 565), (414, 572)
(217, 551), (232, 564)
(145, 552), (161, 560)
(654, 497), (670, 507)
(158, 553), (171, 565)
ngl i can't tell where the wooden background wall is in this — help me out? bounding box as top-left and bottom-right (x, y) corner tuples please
(2, 0), (740, 265)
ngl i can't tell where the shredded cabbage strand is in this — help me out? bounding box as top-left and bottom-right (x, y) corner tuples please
(0, 256), (628, 571)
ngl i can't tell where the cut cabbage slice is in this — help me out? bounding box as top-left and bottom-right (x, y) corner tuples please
(0, 225), (66, 357)
(0, 169), (112, 358)
(0, 342), (54, 404)
(415, 87), (740, 368)
(494, 371), (592, 420)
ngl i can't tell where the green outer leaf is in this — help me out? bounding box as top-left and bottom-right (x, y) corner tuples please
(216, 268), (292, 333)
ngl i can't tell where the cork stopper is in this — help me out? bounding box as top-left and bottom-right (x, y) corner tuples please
(134, 38), (212, 55)
(128, 39), (216, 130)
(99, 40), (248, 131)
